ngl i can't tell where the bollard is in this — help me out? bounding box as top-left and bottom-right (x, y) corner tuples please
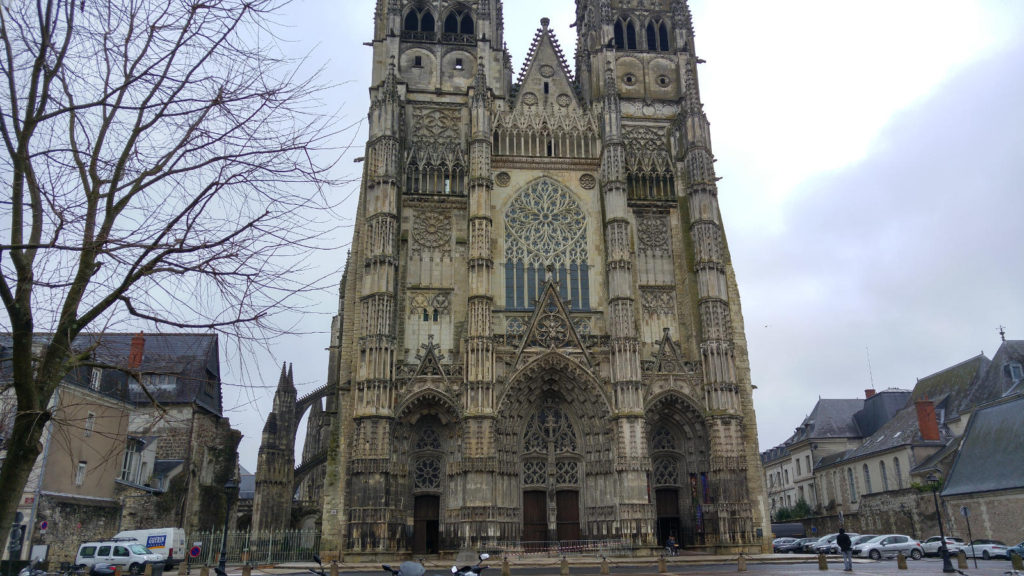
(817, 553), (828, 570)
(330, 560), (339, 576)
(560, 556), (569, 576)
(178, 561), (187, 576)
(242, 565), (251, 576)
(896, 552), (907, 570)
(1012, 552), (1023, 571)
(114, 568), (122, 576)
(200, 567), (209, 576)
(658, 555), (667, 574)
(501, 556), (510, 576)
(145, 565), (153, 576)
(957, 550), (967, 570)
(600, 557), (609, 575)
(737, 555), (747, 572)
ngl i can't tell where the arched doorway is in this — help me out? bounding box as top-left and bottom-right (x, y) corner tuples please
(520, 400), (582, 545)
(646, 393), (710, 547)
(497, 352), (615, 546)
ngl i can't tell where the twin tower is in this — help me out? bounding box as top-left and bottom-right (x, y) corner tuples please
(261, 0), (769, 557)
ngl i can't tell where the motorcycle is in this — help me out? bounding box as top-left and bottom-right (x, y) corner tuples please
(450, 553), (489, 576)
(310, 555), (328, 576)
(17, 562), (48, 576)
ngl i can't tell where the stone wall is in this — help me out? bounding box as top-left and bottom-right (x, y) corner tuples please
(32, 496), (121, 563)
(942, 489), (1024, 544)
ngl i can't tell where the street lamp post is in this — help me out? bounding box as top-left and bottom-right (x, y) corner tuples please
(216, 479), (239, 576)
(927, 474), (955, 573)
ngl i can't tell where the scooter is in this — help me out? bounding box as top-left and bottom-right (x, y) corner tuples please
(382, 560), (427, 576)
(450, 553), (489, 576)
(17, 562), (48, 576)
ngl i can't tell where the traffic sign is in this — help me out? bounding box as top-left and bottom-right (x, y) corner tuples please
(960, 506), (969, 517)
(189, 546), (201, 558)
(39, 521), (48, 533)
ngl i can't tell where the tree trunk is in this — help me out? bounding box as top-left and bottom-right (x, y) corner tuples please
(0, 408), (49, 536)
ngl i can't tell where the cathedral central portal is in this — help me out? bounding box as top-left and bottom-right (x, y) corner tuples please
(250, 0), (771, 558)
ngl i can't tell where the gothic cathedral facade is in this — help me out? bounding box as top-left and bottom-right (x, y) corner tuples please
(321, 0), (768, 556)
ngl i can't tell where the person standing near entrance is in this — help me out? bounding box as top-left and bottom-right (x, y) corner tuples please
(837, 528), (853, 571)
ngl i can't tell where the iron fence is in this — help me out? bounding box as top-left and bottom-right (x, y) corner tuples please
(182, 530), (320, 566)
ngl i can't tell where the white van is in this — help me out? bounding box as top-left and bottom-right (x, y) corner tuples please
(76, 540), (165, 574)
(114, 528), (186, 569)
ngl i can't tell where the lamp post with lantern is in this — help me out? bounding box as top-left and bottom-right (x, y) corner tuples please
(927, 473), (955, 573)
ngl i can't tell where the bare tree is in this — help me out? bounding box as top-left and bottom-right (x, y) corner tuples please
(0, 0), (342, 531)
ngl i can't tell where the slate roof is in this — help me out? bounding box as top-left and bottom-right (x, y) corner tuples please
(238, 465), (255, 500)
(910, 354), (989, 420)
(792, 399), (865, 441)
(942, 393), (1024, 496)
(976, 340), (1024, 400)
(843, 402), (945, 461)
(0, 332), (222, 416)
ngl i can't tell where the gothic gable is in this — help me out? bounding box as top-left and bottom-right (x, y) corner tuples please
(513, 280), (591, 371)
(513, 18), (580, 111)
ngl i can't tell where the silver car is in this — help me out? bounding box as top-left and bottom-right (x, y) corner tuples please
(921, 536), (964, 557)
(851, 534), (924, 560)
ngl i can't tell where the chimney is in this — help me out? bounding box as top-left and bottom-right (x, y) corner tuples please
(865, 389), (876, 399)
(128, 332), (145, 369)
(915, 400), (940, 441)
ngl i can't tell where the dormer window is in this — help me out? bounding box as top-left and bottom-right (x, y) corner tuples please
(1009, 362), (1023, 381)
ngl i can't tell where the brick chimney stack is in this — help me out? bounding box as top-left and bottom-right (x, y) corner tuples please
(865, 389), (876, 399)
(128, 332), (145, 369)
(915, 400), (941, 441)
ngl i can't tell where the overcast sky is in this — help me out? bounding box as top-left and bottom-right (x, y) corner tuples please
(226, 0), (1024, 471)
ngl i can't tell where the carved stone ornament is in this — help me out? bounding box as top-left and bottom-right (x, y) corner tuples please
(641, 287), (676, 316)
(521, 92), (538, 106)
(556, 94), (571, 108)
(636, 214), (671, 256)
(539, 64), (555, 78)
(578, 173), (596, 190)
(411, 107), (462, 144)
(495, 172), (511, 187)
(411, 210), (452, 254)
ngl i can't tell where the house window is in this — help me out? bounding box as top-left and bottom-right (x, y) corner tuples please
(90, 368), (102, 390)
(85, 412), (96, 437)
(120, 438), (144, 484)
(880, 460), (889, 491)
(141, 373), (176, 391)
(784, 469), (789, 485)
(796, 459), (802, 476)
(893, 457), (903, 489)
(863, 463), (872, 493)
(75, 461), (88, 487)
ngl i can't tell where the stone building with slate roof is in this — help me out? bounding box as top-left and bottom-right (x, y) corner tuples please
(0, 332), (241, 563)
(316, 0), (768, 558)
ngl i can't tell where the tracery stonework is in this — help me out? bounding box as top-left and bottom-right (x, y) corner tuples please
(308, 0), (770, 559)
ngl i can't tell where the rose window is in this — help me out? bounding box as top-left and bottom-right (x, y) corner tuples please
(414, 458), (442, 490)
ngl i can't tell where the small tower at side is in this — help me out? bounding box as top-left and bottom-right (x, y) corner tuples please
(251, 363), (297, 532)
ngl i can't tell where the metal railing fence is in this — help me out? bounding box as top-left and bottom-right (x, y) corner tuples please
(183, 530), (320, 566)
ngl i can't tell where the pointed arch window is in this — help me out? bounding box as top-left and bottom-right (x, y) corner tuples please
(442, 6), (474, 44)
(625, 19), (637, 50)
(613, 20), (625, 50)
(403, 5), (436, 41)
(645, 19), (672, 51)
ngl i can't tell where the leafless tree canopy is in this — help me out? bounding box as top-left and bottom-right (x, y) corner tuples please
(0, 0), (343, 531)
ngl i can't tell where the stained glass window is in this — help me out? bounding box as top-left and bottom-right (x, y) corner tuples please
(414, 458), (442, 490)
(504, 179), (590, 310)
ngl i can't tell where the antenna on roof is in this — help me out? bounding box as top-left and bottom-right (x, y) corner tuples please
(999, 325), (1006, 342)
(865, 346), (875, 388)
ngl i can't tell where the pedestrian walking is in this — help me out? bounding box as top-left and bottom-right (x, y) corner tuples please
(837, 528), (853, 571)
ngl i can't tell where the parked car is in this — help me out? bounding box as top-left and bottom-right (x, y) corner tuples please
(803, 535), (832, 553)
(1008, 541), (1024, 559)
(851, 534), (924, 560)
(826, 533), (859, 554)
(850, 534), (877, 547)
(773, 537), (799, 552)
(963, 539), (1009, 560)
(76, 541), (165, 575)
(812, 533), (840, 554)
(778, 538), (817, 553)
(921, 536), (965, 557)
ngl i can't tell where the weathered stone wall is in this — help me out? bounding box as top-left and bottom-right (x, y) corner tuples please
(943, 489), (1024, 544)
(31, 496), (121, 563)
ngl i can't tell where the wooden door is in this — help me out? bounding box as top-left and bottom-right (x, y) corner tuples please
(523, 491), (547, 548)
(555, 490), (581, 542)
(656, 488), (681, 549)
(413, 495), (439, 554)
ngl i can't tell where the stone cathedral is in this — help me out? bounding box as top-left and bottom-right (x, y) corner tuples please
(317, 0), (769, 557)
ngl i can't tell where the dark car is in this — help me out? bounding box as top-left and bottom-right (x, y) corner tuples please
(778, 538), (816, 553)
